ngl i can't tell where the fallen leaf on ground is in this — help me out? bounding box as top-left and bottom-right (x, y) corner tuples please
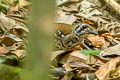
(61, 74), (74, 80)
(59, 51), (90, 64)
(110, 66), (120, 79)
(87, 35), (106, 47)
(80, 49), (100, 56)
(61, 3), (80, 12)
(95, 57), (120, 80)
(19, 0), (31, 8)
(63, 63), (72, 71)
(3, 34), (23, 46)
(0, 46), (9, 54)
(56, 14), (77, 25)
(51, 50), (65, 61)
(101, 43), (120, 56)
(69, 51), (89, 63)
(12, 50), (25, 58)
(69, 61), (89, 69)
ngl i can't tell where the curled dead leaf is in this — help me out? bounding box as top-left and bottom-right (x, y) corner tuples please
(3, 34), (23, 46)
(59, 51), (90, 64)
(12, 50), (25, 58)
(0, 46), (9, 54)
(101, 43), (120, 57)
(87, 35), (106, 47)
(63, 63), (72, 71)
(19, 0), (31, 8)
(56, 14), (77, 25)
(95, 57), (120, 80)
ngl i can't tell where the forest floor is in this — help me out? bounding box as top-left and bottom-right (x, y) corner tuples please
(0, 0), (30, 80)
(51, 0), (120, 80)
(1, 0), (120, 80)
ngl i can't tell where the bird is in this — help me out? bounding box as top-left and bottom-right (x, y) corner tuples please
(54, 24), (98, 51)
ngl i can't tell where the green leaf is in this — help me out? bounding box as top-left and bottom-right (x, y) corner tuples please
(0, 54), (18, 66)
(0, 56), (6, 63)
(0, 0), (9, 12)
(80, 49), (100, 56)
(0, 3), (9, 10)
(6, 54), (18, 60)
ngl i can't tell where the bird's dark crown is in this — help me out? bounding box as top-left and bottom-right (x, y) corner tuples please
(73, 24), (98, 36)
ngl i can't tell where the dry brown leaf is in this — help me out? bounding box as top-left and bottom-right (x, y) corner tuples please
(95, 57), (120, 80)
(12, 50), (25, 57)
(102, 33), (114, 41)
(100, 41), (110, 50)
(59, 51), (90, 64)
(57, 0), (68, 6)
(94, 55), (109, 63)
(8, 6), (19, 13)
(19, 0), (31, 8)
(104, 22), (120, 37)
(56, 14), (77, 25)
(63, 63), (72, 71)
(0, 46), (9, 54)
(61, 74), (74, 80)
(57, 0), (80, 6)
(3, 34), (23, 46)
(3, 0), (14, 4)
(57, 9), (66, 17)
(89, 56), (97, 64)
(59, 52), (72, 64)
(8, 0), (31, 13)
(50, 50), (65, 61)
(101, 43), (120, 56)
(0, 13), (16, 30)
(77, 0), (102, 18)
(87, 35), (106, 47)
(83, 19), (95, 25)
(61, 3), (80, 12)
(95, 59), (105, 67)
(68, 51), (89, 63)
(102, 33), (112, 37)
(110, 66), (120, 79)
(73, 44), (83, 51)
(69, 61), (89, 69)
(59, 51), (89, 64)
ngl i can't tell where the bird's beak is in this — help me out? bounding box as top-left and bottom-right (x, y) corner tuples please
(88, 30), (98, 35)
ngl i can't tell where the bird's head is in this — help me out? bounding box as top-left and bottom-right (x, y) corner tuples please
(73, 24), (98, 37)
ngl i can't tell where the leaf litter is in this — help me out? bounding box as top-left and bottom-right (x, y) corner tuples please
(51, 0), (120, 80)
(0, 0), (30, 67)
(1, 0), (120, 80)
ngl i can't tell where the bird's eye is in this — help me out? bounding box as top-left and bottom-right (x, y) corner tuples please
(81, 24), (86, 28)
